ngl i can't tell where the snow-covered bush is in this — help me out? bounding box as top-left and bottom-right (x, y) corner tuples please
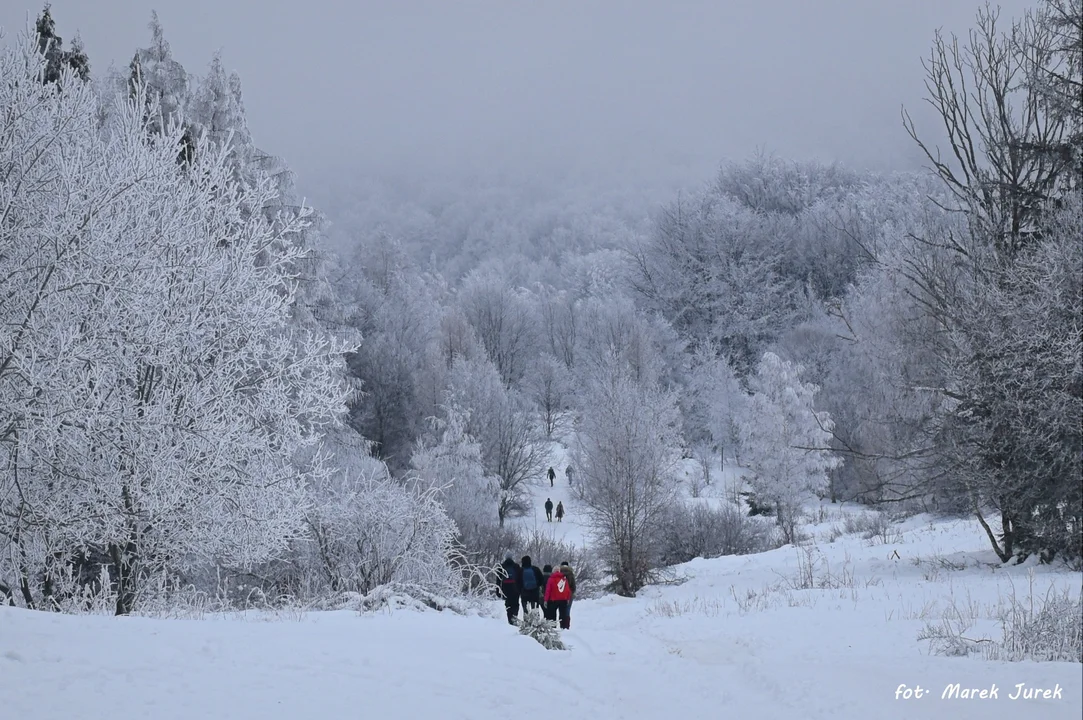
(519, 608), (566, 650)
(661, 502), (782, 565)
(302, 464), (460, 597)
(517, 529), (600, 598)
(358, 583), (479, 616)
(919, 578), (1082, 663)
(992, 583), (1082, 663)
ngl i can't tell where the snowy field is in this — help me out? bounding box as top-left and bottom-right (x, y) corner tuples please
(2, 506), (1079, 720)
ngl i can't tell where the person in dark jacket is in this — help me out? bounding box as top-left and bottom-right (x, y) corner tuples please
(566, 465), (574, 486)
(544, 498), (553, 522)
(539, 564), (556, 621)
(498, 552), (521, 625)
(559, 560), (577, 622)
(547, 466), (556, 487)
(519, 555), (543, 613)
(559, 561), (577, 594)
(555, 501), (565, 522)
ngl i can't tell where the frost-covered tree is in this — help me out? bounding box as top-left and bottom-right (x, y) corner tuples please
(573, 356), (683, 596)
(0, 33), (351, 614)
(128, 12), (192, 160)
(629, 191), (805, 374)
(447, 357), (546, 526)
(738, 353), (839, 543)
(188, 52), (254, 190)
(538, 289), (578, 369)
(459, 269), (537, 387)
(576, 296), (669, 388)
(34, 4), (89, 84)
(901, 3), (1083, 562)
(937, 196), (1083, 563)
(438, 305), (483, 369)
(525, 354), (573, 439)
(903, 3), (1074, 257)
(410, 405), (499, 543)
(1028, 0), (1082, 186)
(340, 261), (440, 471)
(714, 153), (861, 216)
(681, 343), (745, 486)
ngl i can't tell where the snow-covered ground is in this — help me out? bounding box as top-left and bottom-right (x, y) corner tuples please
(2, 508), (1079, 719)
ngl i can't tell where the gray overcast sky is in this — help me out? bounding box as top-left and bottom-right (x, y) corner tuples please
(1, 0), (1035, 185)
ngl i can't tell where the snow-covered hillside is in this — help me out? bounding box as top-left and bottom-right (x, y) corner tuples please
(2, 511), (1078, 720)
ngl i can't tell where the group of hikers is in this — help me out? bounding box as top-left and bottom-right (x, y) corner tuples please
(544, 465), (571, 522)
(497, 554), (577, 629)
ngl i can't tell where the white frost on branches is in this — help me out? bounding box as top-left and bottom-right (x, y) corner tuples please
(410, 405), (499, 542)
(738, 352), (840, 543)
(0, 32), (352, 612)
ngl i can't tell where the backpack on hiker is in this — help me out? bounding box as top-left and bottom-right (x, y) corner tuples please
(521, 566), (538, 591)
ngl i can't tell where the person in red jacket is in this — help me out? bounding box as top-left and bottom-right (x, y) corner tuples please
(544, 564), (573, 629)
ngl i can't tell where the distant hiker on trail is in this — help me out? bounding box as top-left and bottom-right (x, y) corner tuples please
(519, 556), (543, 613)
(544, 564), (573, 629)
(547, 466), (556, 487)
(566, 465), (574, 486)
(539, 564), (556, 621)
(499, 552), (521, 625)
(544, 498), (554, 522)
(555, 501), (565, 522)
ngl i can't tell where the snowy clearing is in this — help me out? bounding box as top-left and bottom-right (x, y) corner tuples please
(2, 511), (1079, 720)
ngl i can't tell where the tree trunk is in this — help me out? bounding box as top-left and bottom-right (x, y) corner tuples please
(19, 573), (34, 609)
(973, 504), (1011, 562)
(109, 542), (138, 616)
(1000, 510), (1015, 560)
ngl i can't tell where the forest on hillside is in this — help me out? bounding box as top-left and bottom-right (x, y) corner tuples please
(0, 2), (1079, 615)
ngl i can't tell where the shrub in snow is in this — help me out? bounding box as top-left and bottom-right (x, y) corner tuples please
(992, 584), (1082, 663)
(302, 463), (461, 597)
(919, 579), (1082, 663)
(518, 529), (600, 598)
(519, 608), (566, 650)
(358, 583), (479, 615)
(661, 502), (782, 565)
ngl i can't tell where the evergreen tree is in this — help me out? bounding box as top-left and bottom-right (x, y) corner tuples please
(519, 608), (565, 650)
(738, 352), (839, 543)
(35, 4), (90, 84)
(129, 13), (191, 154)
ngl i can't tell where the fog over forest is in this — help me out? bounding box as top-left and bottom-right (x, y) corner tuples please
(0, 0), (1034, 188)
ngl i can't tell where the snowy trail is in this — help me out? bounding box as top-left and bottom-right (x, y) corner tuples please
(510, 440), (591, 548)
(2, 513), (1080, 719)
